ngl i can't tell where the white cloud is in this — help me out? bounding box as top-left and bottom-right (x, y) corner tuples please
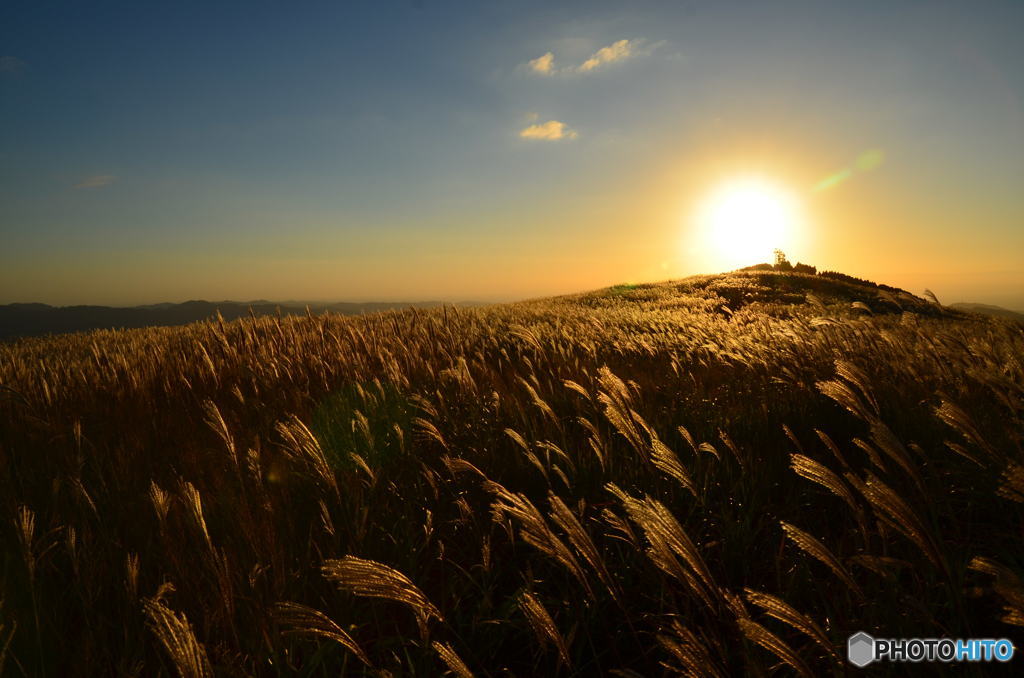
(525, 39), (642, 76)
(528, 51), (555, 75)
(74, 175), (116, 189)
(578, 39), (633, 72)
(519, 120), (578, 141)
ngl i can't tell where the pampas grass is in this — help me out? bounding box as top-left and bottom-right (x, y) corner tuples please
(0, 269), (1020, 674)
(142, 586), (212, 678)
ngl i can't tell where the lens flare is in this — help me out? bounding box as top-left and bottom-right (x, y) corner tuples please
(814, 148), (885, 192)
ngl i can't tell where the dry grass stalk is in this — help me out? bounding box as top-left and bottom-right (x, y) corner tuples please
(562, 379), (592, 401)
(697, 441), (721, 460)
(349, 453), (376, 483)
(721, 588), (750, 621)
(609, 484), (719, 609)
(736, 617), (814, 678)
(848, 554), (912, 580)
(834, 360), (879, 416)
(503, 428), (530, 453)
(179, 482), (212, 552)
(413, 417), (449, 451)
(142, 587), (213, 678)
(677, 425), (698, 453)
(125, 552), (140, 599)
(656, 621), (725, 678)
(70, 477), (98, 519)
(718, 430), (747, 470)
(805, 293), (826, 312)
(519, 379), (561, 430)
(547, 493), (620, 601)
(509, 324), (544, 353)
(322, 556), (442, 638)
(515, 589), (571, 668)
(816, 379), (874, 422)
(536, 440), (575, 474)
(869, 421), (923, 489)
(935, 399), (995, 459)
(814, 429), (849, 468)
(780, 521), (862, 598)
(789, 454), (859, 514)
(201, 399), (236, 468)
(923, 288), (942, 307)
(432, 641), (474, 678)
(149, 481), (171, 526)
(945, 440), (984, 467)
(353, 410), (374, 448)
(649, 432), (696, 495)
(440, 456), (487, 479)
(851, 437), (887, 472)
(743, 588), (839, 662)
(272, 601), (371, 666)
(997, 463), (1024, 503)
(860, 474), (944, 571)
(782, 424), (804, 453)
(14, 506), (36, 582)
(486, 482), (592, 598)
(967, 557), (1024, 627)
(601, 508), (640, 550)
(597, 367), (646, 456)
(275, 415), (340, 496)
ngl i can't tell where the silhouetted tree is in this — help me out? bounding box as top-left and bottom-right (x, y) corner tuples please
(794, 262), (817, 274)
(773, 249), (793, 271)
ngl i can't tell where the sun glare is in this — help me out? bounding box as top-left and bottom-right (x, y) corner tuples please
(693, 177), (803, 271)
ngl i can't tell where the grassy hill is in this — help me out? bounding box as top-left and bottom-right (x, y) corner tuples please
(0, 269), (1021, 676)
(0, 299), (459, 342)
(950, 302), (1024, 323)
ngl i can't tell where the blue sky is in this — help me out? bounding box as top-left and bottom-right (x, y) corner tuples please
(2, 0), (1022, 306)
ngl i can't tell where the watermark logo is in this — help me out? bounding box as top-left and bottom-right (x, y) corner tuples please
(848, 632), (875, 668)
(848, 631), (1015, 667)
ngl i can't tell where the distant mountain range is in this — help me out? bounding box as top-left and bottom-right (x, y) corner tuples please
(0, 300), (476, 342)
(949, 303), (1024, 322)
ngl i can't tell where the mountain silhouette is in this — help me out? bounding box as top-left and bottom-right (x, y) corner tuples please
(0, 300), (465, 342)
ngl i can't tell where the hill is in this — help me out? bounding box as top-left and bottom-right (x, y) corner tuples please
(950, 302), (1024, 322)
(582, 268), (944, 316)
(0, 299), (461, 342)
(0, 269), (1020, 676)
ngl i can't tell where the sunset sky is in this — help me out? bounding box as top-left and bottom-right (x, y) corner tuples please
(2, 0), (1022, 308)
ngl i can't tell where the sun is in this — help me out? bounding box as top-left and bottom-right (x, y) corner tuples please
(692, 177), (803, 270)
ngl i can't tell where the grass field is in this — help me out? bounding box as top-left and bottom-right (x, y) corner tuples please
(1, 269), (1022, 676)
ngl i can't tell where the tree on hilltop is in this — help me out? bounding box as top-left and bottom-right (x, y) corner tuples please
(773, 249), (793, 271)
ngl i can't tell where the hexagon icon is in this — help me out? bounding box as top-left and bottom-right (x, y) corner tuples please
(848, 631), (875, 668)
